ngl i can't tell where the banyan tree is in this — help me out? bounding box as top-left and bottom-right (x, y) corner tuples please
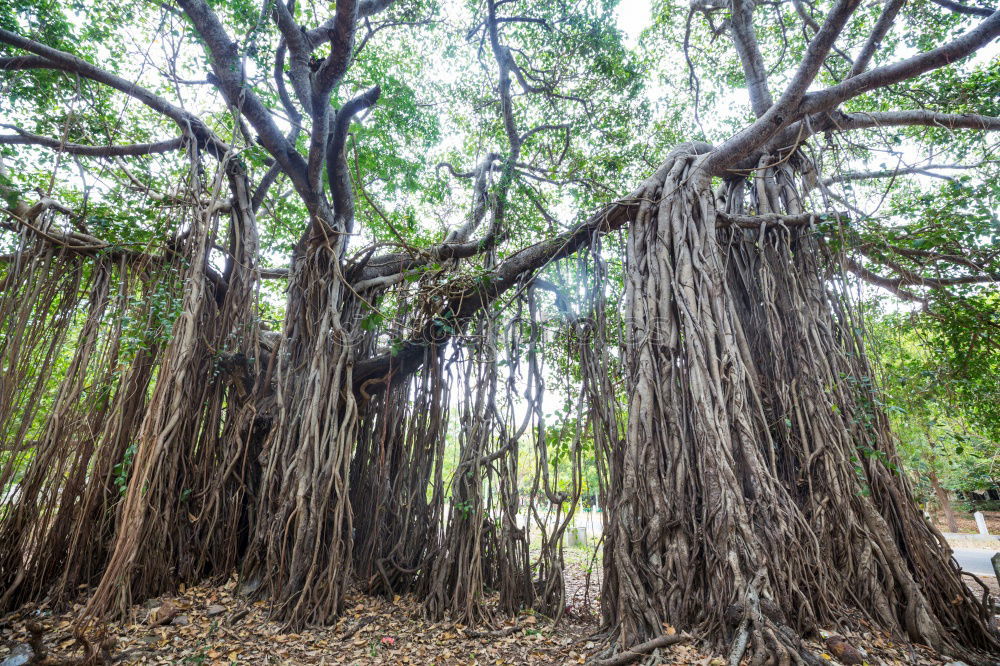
(2, 0), (1000, 662)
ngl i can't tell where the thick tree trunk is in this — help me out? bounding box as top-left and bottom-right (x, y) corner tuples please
(604, 144), (1000, 663)
(241, 217), (361, 625)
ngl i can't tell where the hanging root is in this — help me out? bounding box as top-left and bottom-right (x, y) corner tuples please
(0, 145), (265, 620)
(0, 241), (174, 612)
(422, 310), (530, 624)
(83, 150), (261, 619)
(352, 343), (449, 601)
(603, 145), (1000, 663)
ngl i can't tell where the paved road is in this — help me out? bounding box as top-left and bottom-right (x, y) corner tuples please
(952, 548), (998, 576)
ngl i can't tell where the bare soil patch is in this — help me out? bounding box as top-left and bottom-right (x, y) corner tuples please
(932, 509), (1000, 535)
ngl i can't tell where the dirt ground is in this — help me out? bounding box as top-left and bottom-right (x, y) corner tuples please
(931, 509), (1000, 535)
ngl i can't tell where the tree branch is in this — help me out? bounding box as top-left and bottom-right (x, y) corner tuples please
(487, 0), (522, 156)
(352, 142), (714, 392)
(251, 163), (284, 213)
(273, 0), (313, 114)
(823, 162), (988, 185)
(0, 28), (228, 155)
(443, 153), (501, 244)
(1, 209), (161, 264)
(791, 0), (857, 71)
(848, 246), (999, 297)
(304, 0), (398, 48)
(260, 266), (290, 279)
(769, 109), (1000, 156)
(729, 0), (774, 117)
(841, 256), (928, 302)
(851, 240), (998, 284)
(831, 109), (1000, 132)
(350, 235), (493, 284)
(519, 123), (570, 146)
(716, 211), (848, 228)
(848, 0), (906, 78)
(0, 128), (184, 156)
(798, 11), (1000, 118)
(0, 54), (71, 71)
(929, 0), (996, 18)
(314, 0), (359, 95)
(326, 85), (381, 227)
(174, 0), (308, 186)
(302, 0), (365, 200)
(878, 244), (995, 273)
(706, 0), (863, 172)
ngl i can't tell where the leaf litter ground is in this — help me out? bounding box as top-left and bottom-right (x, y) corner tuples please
(0, 558), (990, 665)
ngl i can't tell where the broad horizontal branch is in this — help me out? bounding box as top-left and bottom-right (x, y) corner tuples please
(716, 211), (849, 228)
(848, 249), (999, 294)
(930, 0), (995, 17)
(831, 110), (1000, 133)
(351, 143), (714, 392)
(841, 257), (927, 303)
(0, 215), (161, 263)
(823, 163), (986, 185)
(767, 109), (1000, 158)
(0, 128), (184, 156)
